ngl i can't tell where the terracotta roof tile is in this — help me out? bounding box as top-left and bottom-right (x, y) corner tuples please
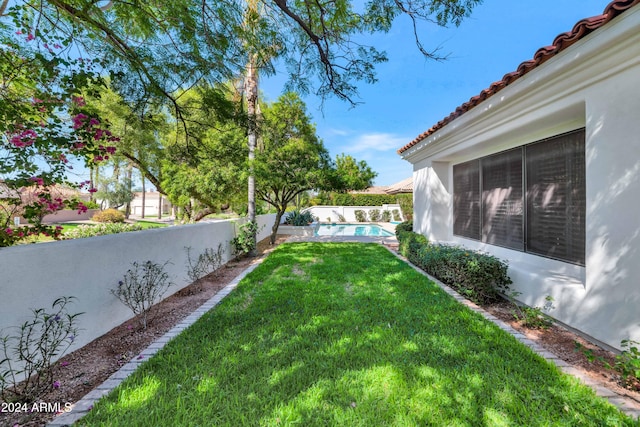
(398, 0), (640, 154)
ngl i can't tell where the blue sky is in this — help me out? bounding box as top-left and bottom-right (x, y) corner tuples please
(261, 0), (608, 186)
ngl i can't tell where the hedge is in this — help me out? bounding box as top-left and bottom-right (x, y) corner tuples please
(395, 221), (512, 305)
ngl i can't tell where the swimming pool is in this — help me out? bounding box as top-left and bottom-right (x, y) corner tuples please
(314, 223), (395, 237)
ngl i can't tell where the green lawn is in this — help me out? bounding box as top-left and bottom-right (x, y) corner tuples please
(80, 243), (636, 426)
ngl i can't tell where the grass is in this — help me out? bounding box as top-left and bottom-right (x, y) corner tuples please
(80, 243), (637, 426)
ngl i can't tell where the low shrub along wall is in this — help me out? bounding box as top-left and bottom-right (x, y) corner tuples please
(396, 221), (512, 305)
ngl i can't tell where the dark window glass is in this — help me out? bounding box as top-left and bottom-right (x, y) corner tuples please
(453, 160), (480, 240)
(451, 128), (585, 265)
(525, 129), (586, 265)
(482, 148), (524, 250)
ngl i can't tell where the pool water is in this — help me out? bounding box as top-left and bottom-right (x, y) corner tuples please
(314, 223), (395, 237)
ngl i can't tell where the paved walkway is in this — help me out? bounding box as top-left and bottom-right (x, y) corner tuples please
(49, 234), (640, 426)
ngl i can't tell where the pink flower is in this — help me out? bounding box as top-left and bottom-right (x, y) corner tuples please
(94, 129), (104, 140)
(5, 228), (12, 235)
(54, 43), (62, 49)
(77, 203), (88, 214)
(61, 361), (70, 367)
(93, 155), (103, 162)
(106, 146), (117, 154)
(88, 118), (100, 126)
(26, 33), (34, 41)
(53, 380), (60, 389)
(29, 176), (45, 186)
(72, 113), (88, 129)
(10, 129), (38, 147)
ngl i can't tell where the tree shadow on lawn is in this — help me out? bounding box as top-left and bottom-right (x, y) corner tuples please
(83, 243), (635, 426)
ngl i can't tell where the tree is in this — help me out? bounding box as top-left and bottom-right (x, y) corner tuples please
(0, 27), (116, 246)
(160, 86), (248, 222)
(255, 93), (334, 244)
(2, 0), (481, 244)
(334, 153), (378, 192)
(3, 1), (482, 121)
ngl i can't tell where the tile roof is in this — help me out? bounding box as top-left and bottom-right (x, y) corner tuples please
(398, 0), (640, 154)
(385, 177), (413, 194)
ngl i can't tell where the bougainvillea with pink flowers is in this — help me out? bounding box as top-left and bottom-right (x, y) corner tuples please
(1, 26), (118, 246)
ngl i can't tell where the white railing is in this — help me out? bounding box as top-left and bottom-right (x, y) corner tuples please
(0, 214), (276, 353)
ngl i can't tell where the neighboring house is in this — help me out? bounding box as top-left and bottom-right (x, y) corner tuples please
(353, 177), (413, 195)
(398, 1), (640, 351)
(129, 191), (172, 217)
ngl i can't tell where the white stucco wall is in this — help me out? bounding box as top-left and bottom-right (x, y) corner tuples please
(0, 214), (276, 356)
(302, 205), (403, 223)
(400, 7), (640, 350)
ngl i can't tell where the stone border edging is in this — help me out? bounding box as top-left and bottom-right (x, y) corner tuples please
(47, 258), (265, 427)
(385, 246), (640, 420)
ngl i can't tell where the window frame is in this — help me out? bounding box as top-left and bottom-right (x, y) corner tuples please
(451, 128), (586, 266)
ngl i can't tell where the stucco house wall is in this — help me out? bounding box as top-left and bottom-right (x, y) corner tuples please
(399, 3), (640, 351)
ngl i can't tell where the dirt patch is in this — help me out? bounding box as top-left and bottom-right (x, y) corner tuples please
(484, 300), (640, 404)
(0, 236), (289, 427)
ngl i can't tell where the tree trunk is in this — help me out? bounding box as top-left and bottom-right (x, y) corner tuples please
(193, 207), (216, 222)
(270, 209), (285, 245)
(141, 178), (146, 218)
(125, 163), (133, 219)
(245, 54), (259, 256)
(158, 193), (162, 219)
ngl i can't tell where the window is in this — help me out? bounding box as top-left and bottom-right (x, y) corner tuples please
(526, 131), (585, 265)
(482, 148), (523, 250)
(453, 160), (480, 240)
(452, 129), (585, 265)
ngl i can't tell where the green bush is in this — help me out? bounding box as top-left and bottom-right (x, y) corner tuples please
(283, 210), (315, 226)
(392, 209), (402, 222)
(381, 210), (391, 222)
(395, 220), (413, 236)
(354, 210), (367, 222)
(368, 209), (381, 222)
(320, 192), (399, 206)
(63, 223), (143, 239)
(396, 227), (512, 305)
(92, 208), (125, 223)
(397, 230), (427, 259)
(397, 194), (413, 221)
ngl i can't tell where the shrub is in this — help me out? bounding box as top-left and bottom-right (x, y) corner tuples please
(321, 192), (398, 206)
(381, 210), (391, 222)
(395, 220), (413, 237)
(63, 223), (143, 239)
(92, 208), (125, 223)
(397, 230), (427, 259)
(396, 228), (512, 305)
(337, 213), (346, 222)
(111, 261), (172, 329)
(0, 297), (82, 403)
(392, 209), (402, 222)
(368, 209), (381, 222)
(186, 244), (225, 283)
(231, 221), (261, 256)
(397, 193), (413, 221)
(283, 210), (315, 226)
(354, 210), (367, 222)
(616, 340), (640, 387)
